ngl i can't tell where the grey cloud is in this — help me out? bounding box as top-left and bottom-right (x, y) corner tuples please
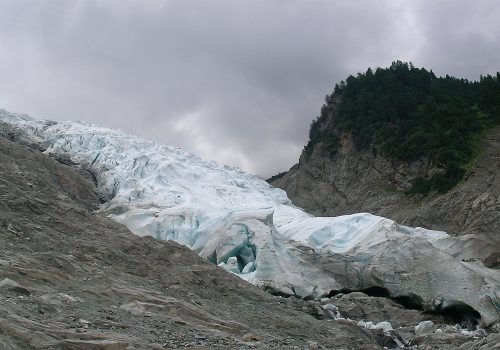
(410, 0), (500, 78)
(0, 0), (498, 177)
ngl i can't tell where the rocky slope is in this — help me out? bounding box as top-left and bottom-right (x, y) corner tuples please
(271, 109), (500, 264)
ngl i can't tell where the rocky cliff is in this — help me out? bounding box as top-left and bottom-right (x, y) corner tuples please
(271, 110), (500, 264)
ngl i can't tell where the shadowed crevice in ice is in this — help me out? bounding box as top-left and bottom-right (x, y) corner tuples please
(393, 294), (424, 311)
(423, 298), (482, 327)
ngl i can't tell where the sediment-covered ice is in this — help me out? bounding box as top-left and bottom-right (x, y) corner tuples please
(1, 110), (498, 328)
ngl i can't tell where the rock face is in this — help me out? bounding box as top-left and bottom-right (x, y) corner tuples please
(271, 113), (500, 263)
(1, 111), (499, 330)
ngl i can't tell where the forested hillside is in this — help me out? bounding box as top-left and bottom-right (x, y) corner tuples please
(306, 61), (500, 194)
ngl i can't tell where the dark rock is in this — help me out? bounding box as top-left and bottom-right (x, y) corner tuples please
(10, 286), (31, 297)
(484, 252), (500, 269)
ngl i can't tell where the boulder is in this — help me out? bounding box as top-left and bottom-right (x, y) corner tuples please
(415, 321), (435, 336)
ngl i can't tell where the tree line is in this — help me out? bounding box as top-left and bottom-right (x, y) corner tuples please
(305, 61), (500, 194)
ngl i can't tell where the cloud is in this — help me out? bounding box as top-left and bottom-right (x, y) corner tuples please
(410, 0), (500, 78)
(0, 0), (498, 177)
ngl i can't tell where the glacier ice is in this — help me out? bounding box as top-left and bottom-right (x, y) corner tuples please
(1, 110), (499, 328)
(358, 320), (394, 332)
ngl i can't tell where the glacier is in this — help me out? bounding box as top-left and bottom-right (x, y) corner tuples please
(1, 109), (499, 328)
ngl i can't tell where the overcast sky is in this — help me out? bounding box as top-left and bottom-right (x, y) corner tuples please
(0, 0), (499, 177)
